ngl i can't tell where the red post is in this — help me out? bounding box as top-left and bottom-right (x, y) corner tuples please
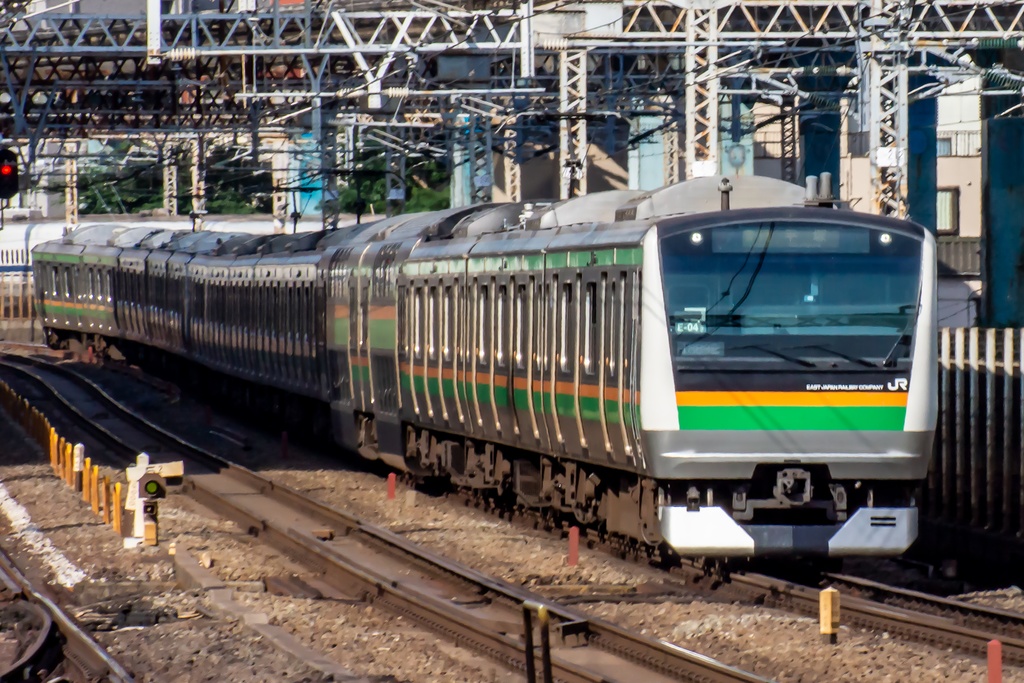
(567, 526), (579, 567)
(988, 640), (1002, 683)
(281, 431), (289, 460)
(387, 472), (397, 500)
(86, 346), (94, 364)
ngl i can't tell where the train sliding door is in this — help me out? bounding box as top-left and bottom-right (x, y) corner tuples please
(327, 248), (358, 450)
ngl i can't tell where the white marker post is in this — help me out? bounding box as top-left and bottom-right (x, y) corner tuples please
(124, 453), (150, 545)
(72, 444), (85, 493)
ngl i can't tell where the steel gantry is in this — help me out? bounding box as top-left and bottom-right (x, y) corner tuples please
(558, 48), (588, 198)
(0, 0), (1022, 218)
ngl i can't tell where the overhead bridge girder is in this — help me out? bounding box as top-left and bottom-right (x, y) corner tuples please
(0, 9), (525, 137)
(621, 0), (1024, 41)
(1, 1), (1023, 220)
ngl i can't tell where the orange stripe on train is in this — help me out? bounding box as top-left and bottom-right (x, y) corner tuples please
(675, 391), (908, 408)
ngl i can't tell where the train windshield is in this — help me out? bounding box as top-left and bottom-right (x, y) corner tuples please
(661, 220), (923, 369)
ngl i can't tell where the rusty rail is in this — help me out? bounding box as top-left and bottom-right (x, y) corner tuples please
(0, 544), (133, 683)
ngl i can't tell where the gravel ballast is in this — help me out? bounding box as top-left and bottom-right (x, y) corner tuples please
(9, 352), (1024, 682)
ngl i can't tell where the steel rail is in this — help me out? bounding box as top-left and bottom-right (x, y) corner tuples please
(825, 572), (1024, 642)
(0, 544), (133, 683)
(671, 566), (1024, 666)
(8, 351), (1024, 670)
(0, 354), (768, 683)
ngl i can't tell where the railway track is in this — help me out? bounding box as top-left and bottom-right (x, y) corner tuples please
(0, 541), (133, 683)
(486, 493), (1024, 666)
(0, 352), (770, 683)
(6, 350), (1024, 672)
(679, 568), (1024, 665)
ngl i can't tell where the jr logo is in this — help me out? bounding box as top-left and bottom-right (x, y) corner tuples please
(887, 378), (909, 391)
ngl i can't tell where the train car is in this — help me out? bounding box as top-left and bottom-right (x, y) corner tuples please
(10, 214), (329, 285)
(33, 176), (938, 560)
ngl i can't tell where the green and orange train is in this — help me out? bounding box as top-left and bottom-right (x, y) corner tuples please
(34, 176), (937, 559)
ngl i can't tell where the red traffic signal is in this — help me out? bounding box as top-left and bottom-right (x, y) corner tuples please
(0, 150), (17, 200)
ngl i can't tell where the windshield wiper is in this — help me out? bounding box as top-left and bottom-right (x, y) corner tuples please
(882, 333), (912, 368)
(789, 344), (877, 368)
(732, 344), (817, 368)
(881, 308), (918, 367)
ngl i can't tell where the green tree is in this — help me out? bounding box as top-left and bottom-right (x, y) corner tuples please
(337, 155), (451, 217)
(78, 143), (274, 215)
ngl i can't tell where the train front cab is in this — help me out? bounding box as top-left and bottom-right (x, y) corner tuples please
(33, 242), (86, 339)
(639, 208), (938, 558)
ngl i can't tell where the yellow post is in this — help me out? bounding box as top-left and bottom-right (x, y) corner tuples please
(91, 466), (100, 515)
(57, 436), (66, 476)
(102, 477), (111, 525)
(83, 457), (92, 504)
(112, 483), (122, 535)
(64, 443), (73, 486)
(49, 429), (57, 472)
(819, 587), (840, 644)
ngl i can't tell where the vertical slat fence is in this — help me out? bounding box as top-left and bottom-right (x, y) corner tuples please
(930, 327), (1024, 536)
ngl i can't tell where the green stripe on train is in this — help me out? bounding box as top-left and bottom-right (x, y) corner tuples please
(332, 319), (349, 346)
(397, 370), (641, 424)
(42, 303), (114, 318)
(677, 406), (907, 431)
(368, 319), (396, 349)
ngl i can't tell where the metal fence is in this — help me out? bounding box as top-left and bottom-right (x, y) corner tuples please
(927, 328), (1023, 535)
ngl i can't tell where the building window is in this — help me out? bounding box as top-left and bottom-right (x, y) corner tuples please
(937, 187), (960, 235)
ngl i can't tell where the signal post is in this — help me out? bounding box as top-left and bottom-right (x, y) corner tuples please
(124, 453), (183, 548)
(0, 146), (19, 231)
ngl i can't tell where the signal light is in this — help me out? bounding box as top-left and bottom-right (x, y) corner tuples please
(137, 473), (167, 500)
(0, 149), (19, 201)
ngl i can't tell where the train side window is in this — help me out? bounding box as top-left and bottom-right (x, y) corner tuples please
(514, 283), (526, 369)
(496, 283), (507, 368)
(478, 282), (488, 364)
(584, 281), (597, 375)
(559, 281), (571, 373)
(50, 269), (57, 298)
(345, 282), (355, 348)
(397, 285), (407, 356)
(413, 285), (422, 360)
(442, 285), (452, 362)
(610, 275), (623, 378)
(360, 283), (368, 350)
(536, 278), (548, 372)
(428, 285), (437, 360)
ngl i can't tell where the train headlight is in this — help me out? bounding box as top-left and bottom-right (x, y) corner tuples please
(690, 232), (703, 245)
(879, 232), (892, 245)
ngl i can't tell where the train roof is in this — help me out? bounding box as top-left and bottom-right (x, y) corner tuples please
(525, 190), (640, 230)
(138, 230), (180, 249)
(615, 175), (807, 221)
(35, 177), (868, 261)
